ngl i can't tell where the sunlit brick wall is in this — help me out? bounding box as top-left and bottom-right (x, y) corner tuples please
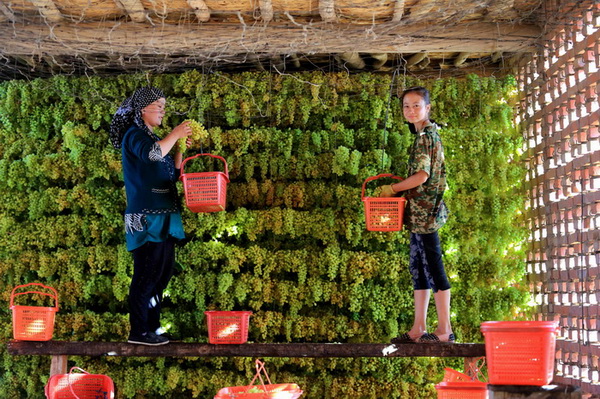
(517, 0), (599, 396)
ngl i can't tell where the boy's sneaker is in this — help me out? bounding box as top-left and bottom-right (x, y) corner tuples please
(127, 331), (169, 346)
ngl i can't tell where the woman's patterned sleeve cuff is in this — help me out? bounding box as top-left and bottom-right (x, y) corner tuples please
(148, 142), (163, 162)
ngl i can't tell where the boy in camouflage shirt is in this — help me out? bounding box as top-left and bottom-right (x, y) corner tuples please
(380, 86), (454, 344)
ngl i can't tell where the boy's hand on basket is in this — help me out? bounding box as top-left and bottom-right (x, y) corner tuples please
(379, 185), (396, 197)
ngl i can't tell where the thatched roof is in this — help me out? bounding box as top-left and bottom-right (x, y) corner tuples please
(0, 0), (548, 80)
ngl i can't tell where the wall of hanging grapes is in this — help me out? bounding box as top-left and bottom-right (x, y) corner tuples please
(0, 71), (528, 398)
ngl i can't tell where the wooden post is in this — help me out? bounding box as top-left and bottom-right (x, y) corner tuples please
(49, 355), (68, 376)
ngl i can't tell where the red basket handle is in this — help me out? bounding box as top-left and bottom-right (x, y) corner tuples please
(180, 153), (229, 180)
(10, 283), (58, 311)
(361, 173), (404, 200)
(245, 359), (273, 397)
(67, 367), (90, 399)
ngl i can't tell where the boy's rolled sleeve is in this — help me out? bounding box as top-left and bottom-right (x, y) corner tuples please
(413, 135), (432, 177)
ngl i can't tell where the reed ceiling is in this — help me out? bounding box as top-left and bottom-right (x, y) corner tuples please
(0, 0), (550, 80)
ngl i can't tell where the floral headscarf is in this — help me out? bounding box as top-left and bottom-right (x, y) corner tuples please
(109, 87), (165, 149)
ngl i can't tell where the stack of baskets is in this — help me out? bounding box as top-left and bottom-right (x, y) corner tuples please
(481, 321), (559, 386)
(435, 367), (488, 399)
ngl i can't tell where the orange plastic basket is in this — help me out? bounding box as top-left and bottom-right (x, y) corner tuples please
(180, 153), (229, 213)
(481, 321), (559, 385)
(214, 359), (303, 399)
(10, 283), (58, 341)
(361, 174), (407, 231)
(443, 368), (473, 382)
(45, 367), (114, 399)
(435, 381), (488, 399)
(205, 311), (252, 344)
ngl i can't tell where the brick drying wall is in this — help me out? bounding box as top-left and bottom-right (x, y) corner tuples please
(517, 0), (599, 396)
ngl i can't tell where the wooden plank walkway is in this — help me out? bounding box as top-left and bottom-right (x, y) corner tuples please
(7, 340), (486, 377)
(8, 340), (485, 358)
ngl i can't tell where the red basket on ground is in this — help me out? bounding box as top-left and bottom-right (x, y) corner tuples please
(45, 367), (114, 399)
(180, 153), (229, 213)
(10, 283), (58, 341)
(361, 174), (407, 231)
(215, 359), (303, 399)
(435, 381), (488, 399)
(443, 368), (473, 382)
(481, 321), (559, 385)
(205, 311), (252, 344)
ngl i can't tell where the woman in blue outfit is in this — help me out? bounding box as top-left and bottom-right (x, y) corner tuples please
(110, 87), (192, 345)
(380, 86), (454, 343)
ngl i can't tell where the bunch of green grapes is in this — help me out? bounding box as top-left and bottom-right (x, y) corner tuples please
(177, 119), (208, 153)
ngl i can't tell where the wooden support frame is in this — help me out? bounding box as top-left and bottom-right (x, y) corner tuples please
(8, 340), (486, 376)
(0, 21), (541, 55)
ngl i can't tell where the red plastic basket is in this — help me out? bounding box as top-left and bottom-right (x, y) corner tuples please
(361, 174), (407, 231)
(435, 381), (488, 399)
(180, 153), (229, 213)
(443, 368), (473, 382)
(214, 359), (303, 399)
(10, 283), (58, 341)
(481, 321), (559, 385)
(205, 311), (252, 344)
(45, 367), (114, 399)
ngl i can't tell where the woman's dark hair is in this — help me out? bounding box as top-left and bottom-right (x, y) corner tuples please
(399, 86), (431, 105)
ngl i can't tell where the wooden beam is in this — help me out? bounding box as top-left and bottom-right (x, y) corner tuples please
(0, 21), (542, 56)
(415, 56), (430, 69)
(406, 52), (427, 67)
(370, 53), (388, 69)
(289, 53), (301, 68)
(16, 55), (38, 69)
(8, 340), (486, 358)
(50, 355), (68, 376)
(0, 1), (15, 22)
(454, 52), (470, 67)
(338, 52), (365, 69)
(319, 0), (336, 22)
(115, 0), (146, 23)
(30, 0), (62, 23)
(42, 55), (64, 73)
(187, 0), (210, 22)
(392, 0), (405, 22)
